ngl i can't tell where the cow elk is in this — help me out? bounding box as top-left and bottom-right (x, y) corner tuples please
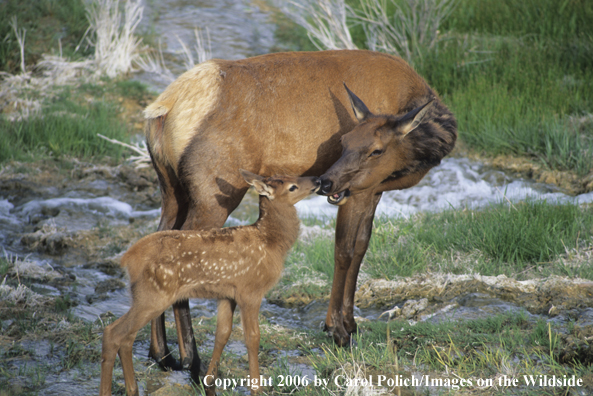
(99, 171), (320, 396)
(144, 50), (457, 375)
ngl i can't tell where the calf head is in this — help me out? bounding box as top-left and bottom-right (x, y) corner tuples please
(240, 170), (321, 205)
(318, 84), (433, 205)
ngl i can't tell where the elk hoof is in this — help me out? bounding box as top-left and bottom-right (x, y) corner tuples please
(344, 318), (358, 335)
(149, 351), (182, 371)
(333, 331), (351, 347)
(324, 324), (351, 347)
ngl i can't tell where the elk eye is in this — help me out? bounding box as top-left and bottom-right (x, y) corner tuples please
(369, 149), (383, 157)
(289, 185), (298, 192)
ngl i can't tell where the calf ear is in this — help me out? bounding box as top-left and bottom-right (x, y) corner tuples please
(344, 83), (373, 122)
(396, 99), (434, 136)
(251, 180), (275, 199)
(240, 169), (264, 185)
(240, 169), (275, 199)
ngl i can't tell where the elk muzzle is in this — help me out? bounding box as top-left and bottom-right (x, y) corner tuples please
(318, 179), (351, 206)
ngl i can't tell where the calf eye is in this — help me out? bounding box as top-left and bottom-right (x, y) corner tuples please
(289, 185), (298, 191)
(369, 149), (383, 157)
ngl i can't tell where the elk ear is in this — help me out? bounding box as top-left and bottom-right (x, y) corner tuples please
(396, 99), (434, 136)
(344, 83), (372, 122)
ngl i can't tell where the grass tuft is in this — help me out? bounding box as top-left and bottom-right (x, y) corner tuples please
(365, 200), (593, 280)
(0, 97), (128, 162)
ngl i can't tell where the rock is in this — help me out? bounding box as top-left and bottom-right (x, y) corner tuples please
(119, 165), (151, 189)
(20, 224), (73, 255)
(548, 305), (560, 316)
(85, 254), (124, 276)
(558, 325), (593, 365)
(94, 279), (126, 294)
(150, 384), (194, 396)
(401, 298), (428, 318)
(355, 274), (593, 314)
(86, 279), (126, 304)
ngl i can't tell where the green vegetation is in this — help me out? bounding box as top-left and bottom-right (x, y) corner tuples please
(277, 0), (593, 178)
(302, 313), (593, 396)
(0, 0), (91, 73)
(0, 95), (128, 163)
(0, 0), (156, 164)
(365, 201), (593, 280)
(275, 202), (593, 303)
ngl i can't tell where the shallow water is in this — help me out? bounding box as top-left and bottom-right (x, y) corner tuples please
(2, 156), (591, 394)
(2, 0), (593, 394)
(295, 157), (593, 218)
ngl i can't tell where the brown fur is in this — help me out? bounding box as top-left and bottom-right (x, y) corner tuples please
(144, 50), (457, 361)
(99, 173), (320, 396)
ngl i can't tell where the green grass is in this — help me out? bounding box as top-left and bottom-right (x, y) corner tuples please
(270, 201), (593, 306)
(0, 0), (91, 73)
(302, 313), (593, 395)
(0, 90), (129, 162)
(365, 201), (593, 280)
(442, 0), (593, 39)
(276, 0), (593, 178)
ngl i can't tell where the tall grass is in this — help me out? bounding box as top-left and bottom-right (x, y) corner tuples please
(87, 0), (144, 78)
(365, 201), (593, 279)
(0, 93), (128, 162)
(0, 0), (90, 73)
(278, 0), (593, 177)
(442, 0), (593, 39)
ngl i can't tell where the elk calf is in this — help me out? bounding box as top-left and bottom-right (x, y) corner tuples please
(99, 171), (320, 396)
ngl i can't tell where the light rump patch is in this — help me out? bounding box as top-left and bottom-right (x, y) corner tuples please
(144, 61), (222, 173)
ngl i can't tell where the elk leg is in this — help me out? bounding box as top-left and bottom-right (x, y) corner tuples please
(326, 191), (376, 346)
(342, 192), (382, 335)
(149, 159), (188, 371)
(149, 313), (182, 370)
(204, 299), (237, 396)
(170, 183), (248, 378)
(240, 300), (262, 394)
(173, 299), (201, 380)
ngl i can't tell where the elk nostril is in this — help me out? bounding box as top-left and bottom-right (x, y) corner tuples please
(315, 179), (322, 187)
(319, 179), (333, 194)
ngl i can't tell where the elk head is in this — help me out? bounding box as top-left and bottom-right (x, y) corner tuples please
(318, 84), (434, 205)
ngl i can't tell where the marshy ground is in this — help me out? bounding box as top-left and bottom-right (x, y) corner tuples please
(1, 0), (593, 395)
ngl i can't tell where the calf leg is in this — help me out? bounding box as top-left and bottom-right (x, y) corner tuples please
(204, 299), (237, 396)
(240, 300), (262, 394)
(119, 331), (141, 396)
(101, 299), (169, 396)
